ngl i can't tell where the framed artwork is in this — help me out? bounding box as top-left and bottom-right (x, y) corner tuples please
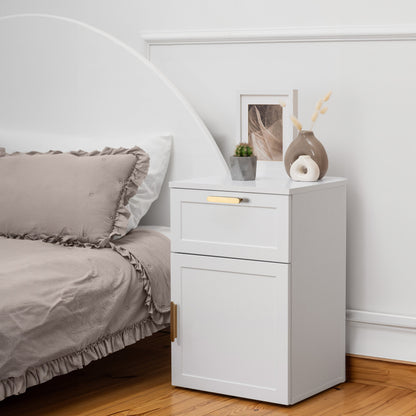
(238, 90), (298, 161)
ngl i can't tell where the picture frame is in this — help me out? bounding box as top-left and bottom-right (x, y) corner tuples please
(238, 90), (298, 162)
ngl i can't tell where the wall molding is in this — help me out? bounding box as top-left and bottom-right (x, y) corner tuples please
(347, 309), (416, 363)
(347, 309), (416, 329)
(142, 24), (416, 49)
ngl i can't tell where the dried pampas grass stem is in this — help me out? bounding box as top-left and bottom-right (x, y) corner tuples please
(323, 91), (332, 102)
(290, 115), (303, 131)
(290, 91), (332, 132)
(310, 91), (332, 130)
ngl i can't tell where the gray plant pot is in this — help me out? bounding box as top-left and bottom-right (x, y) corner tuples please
(229, 156), (257, 181)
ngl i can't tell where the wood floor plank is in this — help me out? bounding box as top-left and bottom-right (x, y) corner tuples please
(208, 399), (279, 415)
(315, 385), (411, 416)
(363, 389), (416, 416)
(2, 332), (416, 416)
(348, 355), (416, 391)
(140, 390), (235, 416)
(85, 385), (199, 416)
(261, 383), (382, 416)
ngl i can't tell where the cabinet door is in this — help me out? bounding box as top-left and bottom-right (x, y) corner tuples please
(171, 253), (290, 404)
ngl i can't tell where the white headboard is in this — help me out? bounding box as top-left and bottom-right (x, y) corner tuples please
(0, 14), (228, 226)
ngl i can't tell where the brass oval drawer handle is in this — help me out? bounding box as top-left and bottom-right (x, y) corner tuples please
(207, 196), (242, 204)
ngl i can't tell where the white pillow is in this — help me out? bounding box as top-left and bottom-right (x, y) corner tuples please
(126, 135), (172, 231)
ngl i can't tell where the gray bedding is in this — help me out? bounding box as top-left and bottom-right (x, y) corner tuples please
(0, 229), (170, 400)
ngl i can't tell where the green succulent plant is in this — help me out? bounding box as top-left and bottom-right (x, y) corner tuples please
(234, 143), (254, 157)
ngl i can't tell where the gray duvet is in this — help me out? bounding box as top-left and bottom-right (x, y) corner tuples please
(0, 229), (170, 400)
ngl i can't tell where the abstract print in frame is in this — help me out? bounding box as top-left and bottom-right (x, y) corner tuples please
(239, 91), (298, 161)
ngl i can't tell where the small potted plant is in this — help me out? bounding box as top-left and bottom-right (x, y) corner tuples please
(230, 143), (257, 181)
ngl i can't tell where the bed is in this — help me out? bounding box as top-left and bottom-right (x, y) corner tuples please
(0, 14), (228, 400)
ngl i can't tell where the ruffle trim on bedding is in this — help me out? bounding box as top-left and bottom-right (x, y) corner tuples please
(0, 146), (150, 248)
(110, 242), (170, 316)
(0, 316), (169, 401)
(102, 147), (149, 244)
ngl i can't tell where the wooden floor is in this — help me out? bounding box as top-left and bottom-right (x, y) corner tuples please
(1, 331), (416, 416)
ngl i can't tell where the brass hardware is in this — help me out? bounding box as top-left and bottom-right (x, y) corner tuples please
(170, 301), (178, 342)
(207, 196), (242, 204)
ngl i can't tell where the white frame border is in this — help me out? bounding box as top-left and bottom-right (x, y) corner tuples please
(238, 90), (298, 161)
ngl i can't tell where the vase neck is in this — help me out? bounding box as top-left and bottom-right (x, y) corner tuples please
(298, 130), (316, 139)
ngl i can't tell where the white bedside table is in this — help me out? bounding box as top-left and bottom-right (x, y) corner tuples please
(169, 176), (347, 405)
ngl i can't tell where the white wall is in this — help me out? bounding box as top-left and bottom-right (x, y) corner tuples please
(2, 0), (416, 52)
(1, 0), (416, 361)
(0, 0), (147, 53)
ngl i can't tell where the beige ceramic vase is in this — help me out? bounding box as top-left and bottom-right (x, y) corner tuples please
(284, 130), (328, 180)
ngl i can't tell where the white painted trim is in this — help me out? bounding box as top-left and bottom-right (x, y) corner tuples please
(346, 309), (416, 362)
(347, 309), (416, 329)
(141, 25), (416, 48)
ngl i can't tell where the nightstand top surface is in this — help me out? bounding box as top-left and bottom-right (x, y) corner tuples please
(170, 176), (346, 195)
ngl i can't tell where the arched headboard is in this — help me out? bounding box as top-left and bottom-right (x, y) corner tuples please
(0, 14), (228, 226)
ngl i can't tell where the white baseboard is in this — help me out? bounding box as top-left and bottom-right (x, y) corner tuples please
(347, 309), (416, 363)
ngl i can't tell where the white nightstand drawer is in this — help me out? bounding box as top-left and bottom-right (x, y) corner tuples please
(171, 188), (290, 262)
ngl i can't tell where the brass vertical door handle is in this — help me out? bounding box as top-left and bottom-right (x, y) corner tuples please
(170, 301), (178, 342)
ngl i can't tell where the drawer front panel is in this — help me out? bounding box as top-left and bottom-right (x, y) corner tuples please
(171, 253), (290, 404)
(171, 189), (290, 262)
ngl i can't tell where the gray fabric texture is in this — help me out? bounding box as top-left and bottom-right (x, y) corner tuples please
(0, 229), (170, 400)
(0, 147), (149, 247)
